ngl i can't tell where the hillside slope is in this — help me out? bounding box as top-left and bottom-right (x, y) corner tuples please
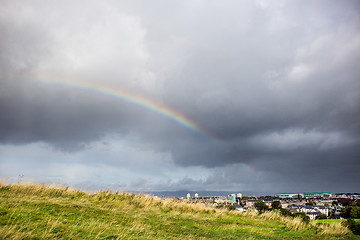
(0, 183), (356, 239)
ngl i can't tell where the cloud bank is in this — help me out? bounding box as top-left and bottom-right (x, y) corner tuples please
(0, 0), (359, 193)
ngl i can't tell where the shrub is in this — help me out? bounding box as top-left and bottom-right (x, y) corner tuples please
(341, 207), (352, 219)
(350, 206), (360, 219)
(305, 201), (316, 206)
(215, 204), (236, 211)
(292, 212), (310, 224)
(315, 213), (327, 220)
(254, 201), (269, 214)
(279, 208), (292, 217)
(346, 219), (360, 235)
(271, 200), (282, 209)
(226, 205), (236, 211)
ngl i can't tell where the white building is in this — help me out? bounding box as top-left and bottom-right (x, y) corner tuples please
(275, 193), (302, 198)
(295, 206), (330, 219)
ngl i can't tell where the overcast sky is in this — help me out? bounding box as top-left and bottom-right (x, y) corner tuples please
(1, 0), (359, 194)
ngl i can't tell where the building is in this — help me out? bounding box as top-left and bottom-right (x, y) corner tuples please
(244, 200), (258, 207)
(291, 205), (331, 220)
(275, 192), (332, 199)
(275, 193), (302, 198)
(333, 193), (360, 199)
(303, 192), (332, 198)
(306, 211), (321, 220)
(228, 194), (236, 203)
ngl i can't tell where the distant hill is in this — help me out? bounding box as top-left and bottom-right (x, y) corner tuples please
(0, 183), (355, 239)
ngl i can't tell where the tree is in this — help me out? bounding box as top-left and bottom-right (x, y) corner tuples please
(271, 200), (282, 209)
(254, 201), (269, 214)
(341, 207), (352, 219)
(332, 200), (338, 206)
(305, 201), (316, 206)
(350, 206), (360, 219)
(279, 208), (292, 217)
(315, 213), (327, 220)
(341, 199), (351, 207)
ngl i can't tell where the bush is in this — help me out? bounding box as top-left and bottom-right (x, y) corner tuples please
(346, 219), (360, 235)
(350, 206), (360, 219)
(292, 212), (310, 224)
(315, 213), (327, 220)
(305, 201), (316, 206)
(341, 207), (353, 219)
(254, 201), (269, 214)
(279, 208), (292, 217)
(271, 200), (282, 209)
(226, 205), (236, 211)
(215, 204), (236, 210)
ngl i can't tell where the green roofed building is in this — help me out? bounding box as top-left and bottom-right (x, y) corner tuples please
(275, 193), (299, 198)
(303, 192), (332, 198)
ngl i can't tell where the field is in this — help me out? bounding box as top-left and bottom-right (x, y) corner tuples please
(313, 219), (345, 224)
(0, 182), (359, 239)
(313, 219), (360, 224)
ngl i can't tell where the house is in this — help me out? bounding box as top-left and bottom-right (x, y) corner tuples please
(306, 211), (321, 220)
(291, 205), (331, 219)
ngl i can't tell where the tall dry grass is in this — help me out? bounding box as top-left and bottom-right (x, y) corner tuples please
(242, 211), (350, 235)
(241, 209), (350, 235)
(311, 221), (350, 235)
(0, 180), (217, 215)
(0, 180), (351, 238)
(241, 210), (308, 232)
(0, 179), (85, 198)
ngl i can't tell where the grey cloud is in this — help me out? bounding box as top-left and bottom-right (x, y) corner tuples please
(0, 0), (359, 192)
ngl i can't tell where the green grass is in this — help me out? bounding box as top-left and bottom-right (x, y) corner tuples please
(312, 219), (360, 224)
(312, 219), (346, 224)
(0, 182), (358, 239)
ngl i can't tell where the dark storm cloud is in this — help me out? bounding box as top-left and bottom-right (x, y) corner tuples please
(0, 78), (158, 150)
(1, 0), (360, 191)
(0, 0), (172, 150)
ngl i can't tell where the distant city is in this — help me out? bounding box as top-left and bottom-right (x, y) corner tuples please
(153, 191), (360, 220)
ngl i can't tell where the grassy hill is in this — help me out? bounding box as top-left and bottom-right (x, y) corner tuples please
(0, 182), (358, 239)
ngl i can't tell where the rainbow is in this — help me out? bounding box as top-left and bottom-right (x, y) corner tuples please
(32, 77), (221, 145)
